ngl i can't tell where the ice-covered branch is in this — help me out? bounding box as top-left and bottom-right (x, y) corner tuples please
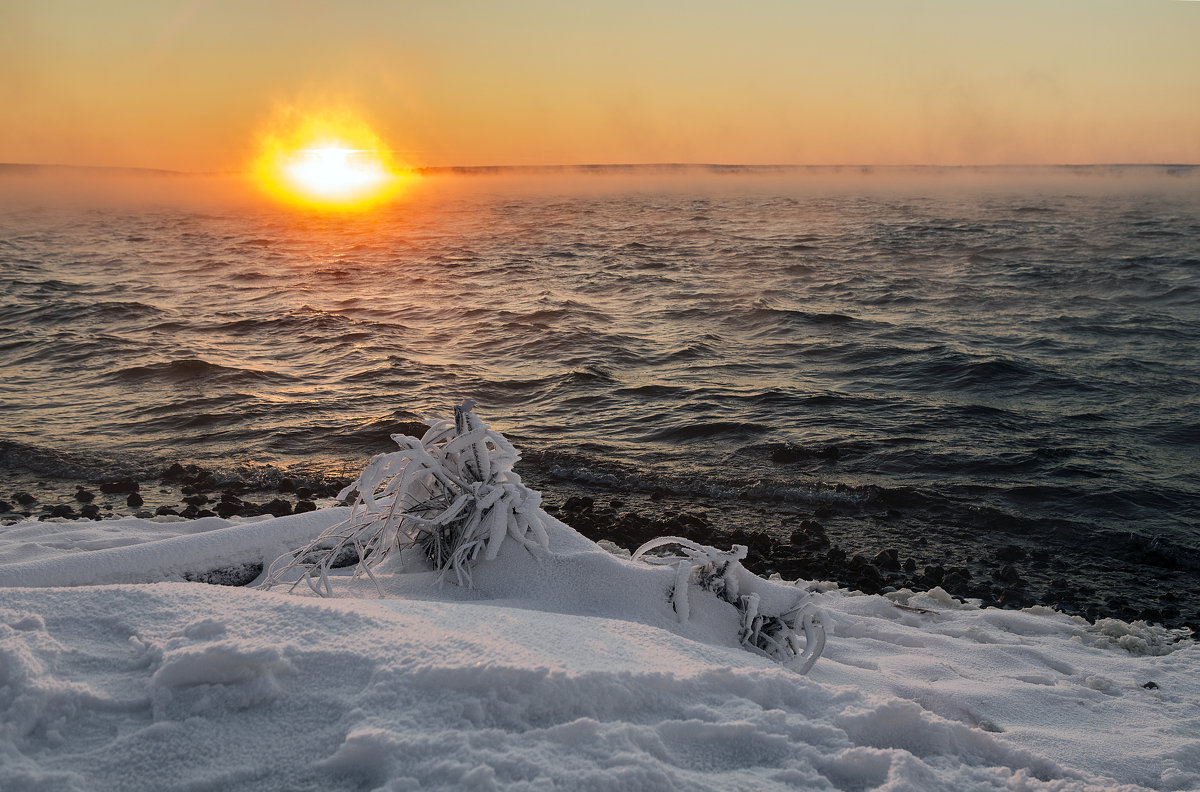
(633, 536), (825, 674)
(259, 400), (550, 593)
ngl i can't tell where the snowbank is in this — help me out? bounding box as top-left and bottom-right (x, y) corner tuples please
(1, 509), (1197, 791)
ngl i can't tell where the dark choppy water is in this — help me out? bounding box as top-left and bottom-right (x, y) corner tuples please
(2, 169), (1198, 627)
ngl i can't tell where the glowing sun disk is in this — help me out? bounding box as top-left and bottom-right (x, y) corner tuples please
(285, 145), (387, 198)
(253, 111), (408, 210)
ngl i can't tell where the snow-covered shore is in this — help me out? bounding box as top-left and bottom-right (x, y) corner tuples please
(2, 509), (1196, 791)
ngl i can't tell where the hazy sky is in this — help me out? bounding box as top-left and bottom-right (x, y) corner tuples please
(3, 0), (1198, 170)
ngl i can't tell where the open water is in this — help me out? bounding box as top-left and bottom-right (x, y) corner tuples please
(2, 166), (1198, 627)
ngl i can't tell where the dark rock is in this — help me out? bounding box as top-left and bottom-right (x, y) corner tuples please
(294, 500), (317, 514)
(922, 565), (946, 586)
(216, 501), (242, 519)
(14, 492), (36, 506)
(164, 463), (215, 490)
(99, 478), (140, 494)
(47, 504), (77, 519)
(902, 557), (917, 573)
(126, 493), (144, 508)
(195, 509), (216, 519)
(279, 478), (296, 493)
(162, 463), (188, 481)
(295, 486), (313, 500)
(155, 506), (179, 516)
(181, 505), (200, 519)
(854, 565), (884, 591)
(943, 568), (971, 591)
(74, 487), (95, 503)
(664, 511), (710, 532)
(773, 557), (824, 581)
(189, 470), (215, 489)
(968, 585), (996, 605)
(328, 545), (365, 569)
(803, 520), (827, 534)
(80, 503), (101, 519)
(220, 491), (243, 504)
(562, 496), (595, 513)
(599, 512), (654, 549)
(1142, 681), (1159, 690)
(183, 494), (209, 507)
(996, 588), (1032, 609)
(872, 548), (901, 571)
(727, 529), (776, 561)
(994, 564), (1023, 584)
(180, 485), (197, 496)
(0, 501), (11, 513)
(184, 562), (264, 587)
(264, 498), (293, 517)
(314, 481), (348, 499)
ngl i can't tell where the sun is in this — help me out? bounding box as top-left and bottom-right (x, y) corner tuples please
(253, 108), (409, 210)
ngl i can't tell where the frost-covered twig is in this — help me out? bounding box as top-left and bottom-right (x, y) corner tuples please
(260, 400), (550, 594)
(633, 537), (825, 674)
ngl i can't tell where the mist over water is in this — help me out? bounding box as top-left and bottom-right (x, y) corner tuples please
(2, 167), (1198, 625)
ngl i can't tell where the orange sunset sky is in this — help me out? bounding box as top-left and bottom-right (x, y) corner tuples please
(2, 0), (1198, 172)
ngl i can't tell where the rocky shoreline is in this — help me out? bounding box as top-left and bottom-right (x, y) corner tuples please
(549, 495), (1196, 637)
(1, 464), (347, 524)
(3, 464), (1196, 638)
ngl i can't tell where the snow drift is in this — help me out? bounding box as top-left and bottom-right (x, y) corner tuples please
(1, 408), (1196, 791)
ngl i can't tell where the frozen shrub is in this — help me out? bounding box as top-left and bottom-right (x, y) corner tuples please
(260, 400), (550, 594)
(633, 537), (826, 674)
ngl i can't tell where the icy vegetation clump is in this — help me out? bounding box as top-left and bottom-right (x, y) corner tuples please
(633, 537), (826, 674)
(261, 400), (825, 673)
(260, 399), (550, 593)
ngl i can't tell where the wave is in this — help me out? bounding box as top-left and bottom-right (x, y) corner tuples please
(2, 299), (165, 325)
(107, 359), (299, 385)
(519, 449), (870, 509)
(0, 439), (153, 483)
(639, 421), (771, 443)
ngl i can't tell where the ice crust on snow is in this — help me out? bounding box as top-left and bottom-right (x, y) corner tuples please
(1, 509), (1197, 791)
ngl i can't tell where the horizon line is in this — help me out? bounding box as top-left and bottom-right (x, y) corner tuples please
(2, 161), (1198, 178)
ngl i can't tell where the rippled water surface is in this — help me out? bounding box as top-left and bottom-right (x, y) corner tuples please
(3, 169), (1198, 622)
